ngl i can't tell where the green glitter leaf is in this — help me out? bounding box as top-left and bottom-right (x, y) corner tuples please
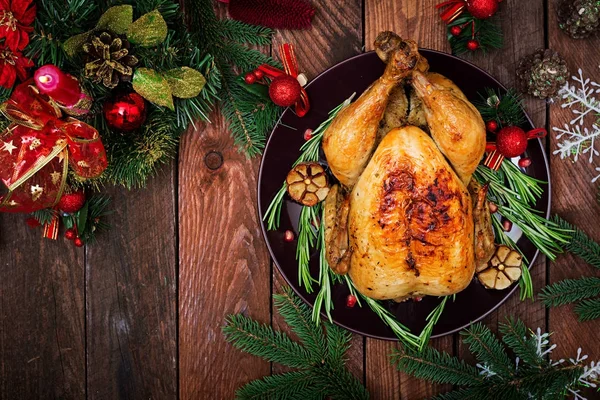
(63, 32), (90, 57)
(127, 10), (168, 47)
(133, 68), (174, 110)
(96, 5), (133, 34)
(165, 67), (206, 99)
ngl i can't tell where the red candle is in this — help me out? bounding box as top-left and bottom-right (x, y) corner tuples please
(34, 65), (82, 107)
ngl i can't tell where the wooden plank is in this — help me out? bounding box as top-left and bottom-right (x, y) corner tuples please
(86, 171), (178, 399)
(454, 0), (548, 364)
(547, 0), (600, 372)
(0, 213), (85, 399)
(178, 112), (272, 398)
(270, 0), (364, 384)
(364, 1), (455, 398)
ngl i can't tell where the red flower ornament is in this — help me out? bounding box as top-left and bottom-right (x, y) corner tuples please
(0, 0), (36, 51)
(0, 44), (32, 88)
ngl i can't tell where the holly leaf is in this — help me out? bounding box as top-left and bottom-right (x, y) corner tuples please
(127, 10), (167, 47)
(133, 68), (174, 110)
(77, 201), (89, 235)
(96, 5), (133, 35)
(164, 67), (206, 99)
(236, 75), (270, 101)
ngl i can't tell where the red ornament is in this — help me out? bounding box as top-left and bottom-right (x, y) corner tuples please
(486, 120), (498, 132)
(25, 217), (40, 228)
(244, 72), (256, 84)
(57, 190), (86, 214)
(466, 0), (499, 19)
(467, 39), (480, 51)
(103, 92), (147, 131)
(303, 128), (313, 141)
(227, 0), (315, 30)
(253, 69), (264, 80)
(518, 157), (532, 168)
(65, 228), (76, 240)
(450, 26), (462, 36)
(496, 126), (528, 157)
(269, 75), (301, 107)
(346, 294), (357, 308)
(74, 237), (84, 247)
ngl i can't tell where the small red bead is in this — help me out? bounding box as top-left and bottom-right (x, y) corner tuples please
(74, 237), (84, 247)
(284, 230), (295, 242)
(413, 296), (423, 302)
(502, 218), (513, 232)
(450, 26), (462, 36)
(244, 72), (256, 84)
(488, 202), (498, 214)
(486, 120), (499, 132)
(518, 157), (532, 168)
(467, 39), (480, 51)
(253, 69), (264, 80)
(346, 294), (357, 308)
(65, 229), (76, 240)
(303, 129), (313, 141)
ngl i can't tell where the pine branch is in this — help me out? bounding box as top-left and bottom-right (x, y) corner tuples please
(324, 322), (351, 367)
(391, 345), (483, 386)
(553, 215), (600, 269)
(461, 323), (515, 379)
(540, 277), (600, 307)
(32, 208), (58, 225)
(575, 298), (600, 321)
(448, 14), (503, 55)
(474, 88), (527, 128)
(223, 314), (314, 369)
(498, 318), (544, 368)
(235, 370), (322, 400)
(220, 19), (274, 46)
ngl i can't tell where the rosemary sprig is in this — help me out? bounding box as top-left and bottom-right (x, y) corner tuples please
(500, 161), (545, 206)
(418, 297), (449, 351)
(313, 206), (335, 325)
(264, 183), (286, 231)
(297, 205), (320, 292)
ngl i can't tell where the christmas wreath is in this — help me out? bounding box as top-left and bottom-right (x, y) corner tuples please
(0, 0), (286, 245)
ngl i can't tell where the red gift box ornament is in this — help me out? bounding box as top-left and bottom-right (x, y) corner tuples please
(0, 80), (107, 213)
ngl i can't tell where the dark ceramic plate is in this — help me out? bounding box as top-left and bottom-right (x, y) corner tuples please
(258, 50), (550, 340)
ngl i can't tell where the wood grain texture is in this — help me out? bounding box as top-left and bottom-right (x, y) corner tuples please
(178, 113), (271, 399)
(0, 213), (85, 399)
(86, 172), (177, 400)
(547, 0), (600, 366)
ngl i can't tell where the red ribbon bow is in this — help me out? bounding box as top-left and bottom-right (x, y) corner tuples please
(258, 43), (310, 117)
(436, 0), (467, 23)
(0, 80), (107, 214)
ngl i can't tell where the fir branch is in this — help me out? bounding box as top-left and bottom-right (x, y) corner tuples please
(498, 317), (543, 368)
(552, 215), (600, 269)
(461, 323), (515, 379)
(448, 14), (503, 56)
(32, 208), (58, 225)
(540, 277), (600, 307)
(235, 370), (320, 400)
(76, 195), (112, 243)
(220, 19), (274, 46)
(575, 298), (600, 321)
(474, 88), (527, 128)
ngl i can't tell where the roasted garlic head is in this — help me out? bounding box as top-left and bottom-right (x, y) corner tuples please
(477, 245), (523, 290)
(286, 163), (330, 207)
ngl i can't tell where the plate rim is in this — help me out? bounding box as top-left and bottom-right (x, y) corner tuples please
(257, 48), (552, 340)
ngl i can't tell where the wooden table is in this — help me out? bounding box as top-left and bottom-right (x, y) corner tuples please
(1, 0), (599, 398)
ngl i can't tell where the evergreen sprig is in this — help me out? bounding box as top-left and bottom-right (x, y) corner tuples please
(447, 14), (503, 56)
(223, 287), (369, 400)
(474, 88), (527, 128)
(540, 216), (600, 321)
(392, 319), (600, 400)
(62, 195), (112, 243)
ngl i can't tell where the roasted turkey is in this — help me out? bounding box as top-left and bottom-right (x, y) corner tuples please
(322, 32), (491, 301)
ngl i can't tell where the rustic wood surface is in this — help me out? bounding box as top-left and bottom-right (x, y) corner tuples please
(1, 0), (599, 399)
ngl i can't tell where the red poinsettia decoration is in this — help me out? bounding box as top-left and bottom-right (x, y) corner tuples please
(0, 43), (33, 88)
(0, 0), (36, 51)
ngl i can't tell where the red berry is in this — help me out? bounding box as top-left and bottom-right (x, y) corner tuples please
(502, 218), (513, 232)
(486, 120), (499, 132)
(450, 26), (462, 36)
(244, 72), (256, 84)
(496, 126), (528, 158)
(518, 157), (532, 168)
(346, 294), (357, 308)
(488, 202), (498, 214)
(65, 228), (76, 240)
(253, 69), (264, 80)
(303, 129), (313, 141)
(284, 230), (295, 242)
(74, 237), (84, 247)
(57, 190), (86, 214)
(467, 39), (480, 51)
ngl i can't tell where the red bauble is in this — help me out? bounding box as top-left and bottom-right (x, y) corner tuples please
(57, 190), (86, 214)
(346, 294), (357, 308)
(269, 75), (301, 107)
(74, 237), (84, 247)
(65, 228), (76, 240)
(467, 39), (480, 51)
(103, 92), (147, 131)
(496, 126), (528, 158)
(486, 120), (498, 132)
(450, 26), (462, 36)
(466, 0), (499, 19)
(244, 72), (256, 84)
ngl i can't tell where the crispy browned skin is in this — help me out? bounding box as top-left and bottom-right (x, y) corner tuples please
(324, 184), (351, 274)
(469, 180), (496, 272)
(412, 71), (486, 185)
(322, 34), (421, 189)
(348, 126), (475, 300)
(377, 84), (408, 141)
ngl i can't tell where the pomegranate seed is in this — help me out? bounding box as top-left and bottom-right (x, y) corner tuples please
(413, 296), (423, 302)
(346, 294), (357, 308)
(502, 218), (513, 232)
(284, 230), (295, 242)
(518, 157), (532, 168)
(488, 202), (498, 214)
(303, 129), (313, 141)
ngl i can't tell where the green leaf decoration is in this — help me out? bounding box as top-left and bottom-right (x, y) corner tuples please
(63, 32), (91, 57)
(133, 68), (174, 110)
(236, 75), (270, 101)
(96, 5), (133, 35)
(77, 201), (89, 235)
(165, 67), (206, 99)
(127, 10), (168, 47)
